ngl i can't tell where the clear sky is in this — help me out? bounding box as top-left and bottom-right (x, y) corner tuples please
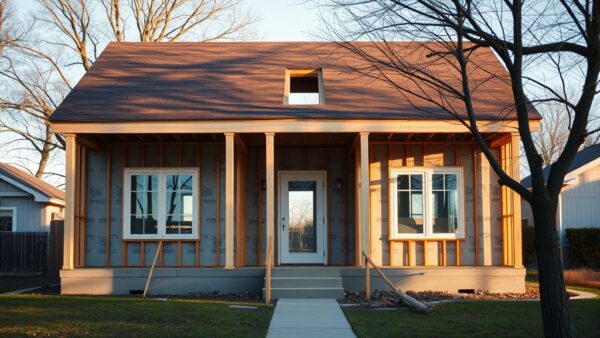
(251, 0), (322, 41)
(16, 0), (323, 42)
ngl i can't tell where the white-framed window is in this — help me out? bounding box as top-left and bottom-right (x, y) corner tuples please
(390, 168), (464, 239)
(123, 168), (198, 239)
(0, 207), (16, 232)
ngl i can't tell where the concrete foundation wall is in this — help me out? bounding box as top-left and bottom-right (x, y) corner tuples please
(61, 267), (524, 295)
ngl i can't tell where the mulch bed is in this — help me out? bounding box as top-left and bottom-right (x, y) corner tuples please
(342, 284), (546, 308)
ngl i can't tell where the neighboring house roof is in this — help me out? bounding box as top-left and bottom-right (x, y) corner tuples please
(521, 143), (600, 188)
(0, 163), (65, 205)
(49, 42), (541, 123)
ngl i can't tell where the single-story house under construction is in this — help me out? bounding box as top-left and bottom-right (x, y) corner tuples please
(50, 42), (540, 297)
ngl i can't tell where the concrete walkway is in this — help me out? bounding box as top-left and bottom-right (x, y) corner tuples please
(267, 298), (356, 338)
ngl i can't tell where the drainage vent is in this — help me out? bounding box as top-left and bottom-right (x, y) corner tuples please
(458, 289), (475, 294)
(129, 290), (144, 295)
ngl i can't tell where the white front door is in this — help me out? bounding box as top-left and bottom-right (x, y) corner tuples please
(278, 171), (327, 264)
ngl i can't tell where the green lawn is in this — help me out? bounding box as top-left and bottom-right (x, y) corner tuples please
(343, 300), (600, 337)
(0, 295), (274, 337)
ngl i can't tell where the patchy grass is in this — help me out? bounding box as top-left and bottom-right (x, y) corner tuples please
(564, 269), (600, 289)
(343, 300), (600, 337)
(0, 295), (274, 337)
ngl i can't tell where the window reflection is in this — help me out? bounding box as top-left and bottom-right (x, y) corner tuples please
(288, 181), (317, 252)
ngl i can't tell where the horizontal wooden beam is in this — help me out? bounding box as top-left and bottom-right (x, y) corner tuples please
(52, 119), (539, 134)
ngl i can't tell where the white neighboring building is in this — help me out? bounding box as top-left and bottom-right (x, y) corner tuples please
(521, 143), (600, 264)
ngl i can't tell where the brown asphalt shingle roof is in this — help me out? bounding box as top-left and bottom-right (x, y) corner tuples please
(0, 163), (65, 201)
(49, 42), (540, 122)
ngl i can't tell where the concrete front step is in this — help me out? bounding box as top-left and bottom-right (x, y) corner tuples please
(264, 287), (346, 299)
(269, 277), (343, 288)
(271, 267), (342, 278)
(264, 267), (345, 300)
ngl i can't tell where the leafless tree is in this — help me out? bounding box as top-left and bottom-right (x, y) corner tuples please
(0, 0), (254, 183)
(535, 101), (571, 166)
(103, 0), (254, 42)
(318, 1), (599, 336)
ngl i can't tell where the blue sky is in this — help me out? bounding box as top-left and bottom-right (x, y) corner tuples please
(17, 0), (323, 41)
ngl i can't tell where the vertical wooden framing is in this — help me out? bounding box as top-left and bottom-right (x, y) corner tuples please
(215, 143), (221, 266)
(354, 145), (361, 266)
(343, 150), (349, 266)
(326, 148), (332, 264)
(123, 147), (129, 267)
(387, 144), (393, 266)
(257, 150), (263, 265)
(105, 146), (112, 266)
(196, 144), (202, 267)
(265, 133), (275, 266)
(511, 134), (523, 267)
(472, 145), (479, 266)
(235, 138), (247, 267)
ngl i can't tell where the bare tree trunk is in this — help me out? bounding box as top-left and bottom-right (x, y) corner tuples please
(532, 193), (572, 337)
(35, 126), (54, 178)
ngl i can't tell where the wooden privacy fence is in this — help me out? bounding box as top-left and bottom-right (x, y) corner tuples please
(0, 221), (64, 274)
(0, 232), (49, 273)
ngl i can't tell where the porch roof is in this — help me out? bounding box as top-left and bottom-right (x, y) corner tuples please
(50, 42), (540, 123)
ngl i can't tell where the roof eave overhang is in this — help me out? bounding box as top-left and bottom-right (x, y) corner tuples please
(52, 118), (541, 134)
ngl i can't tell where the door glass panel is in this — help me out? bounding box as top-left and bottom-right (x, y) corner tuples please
(288, 181), (317, 252)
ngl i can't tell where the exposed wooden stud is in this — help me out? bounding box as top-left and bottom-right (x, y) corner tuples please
(456, 239), (461, 266)
(257, 150), (263, 265)
(196, 144), (202, 267)
(123, 146), (128, 267)
(423, 240), (428, 266)
(442, 240), (447, 266)
(326, 148), (331, 264)
(215, 143), (221, 266)
(387, 144), (393, 266)
(472, 145), (479, 266)
(343, 150), (349, 266)
(408, 240), (415, 266)
(141, 242), (145, 266)
(178, 241), (182, 266)
(105, 146), (112, 266)
(511, 133), (523, 268)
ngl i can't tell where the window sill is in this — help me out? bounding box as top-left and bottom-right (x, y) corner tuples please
(122, 236), (200, 241)
(389, 236), (465, 241)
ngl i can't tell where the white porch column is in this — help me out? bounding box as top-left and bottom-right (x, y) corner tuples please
(265, 132), (275, 265)
(63, 134), (76, 270)
(359, 132), (370, 261)
(225, 133), (235, 269)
